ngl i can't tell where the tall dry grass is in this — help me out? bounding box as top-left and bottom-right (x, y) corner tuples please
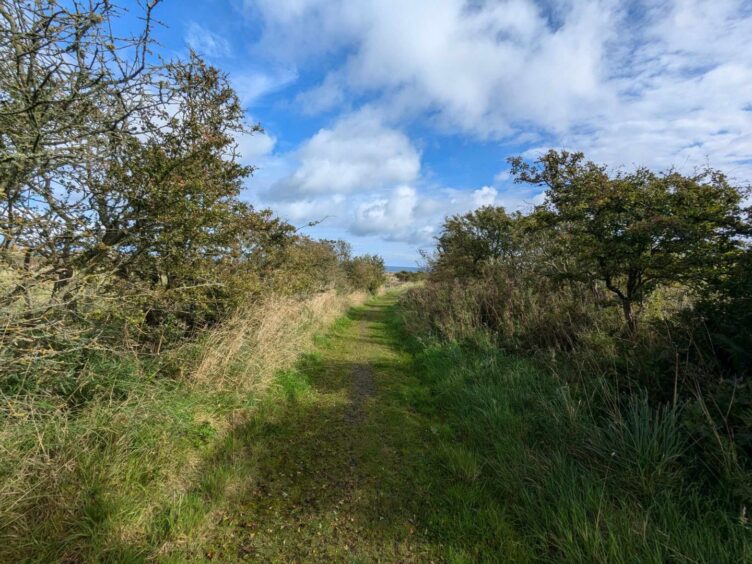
(193, 289), (367, 391)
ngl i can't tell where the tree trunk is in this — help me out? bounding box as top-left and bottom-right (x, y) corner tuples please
(622, 299), (637, 333)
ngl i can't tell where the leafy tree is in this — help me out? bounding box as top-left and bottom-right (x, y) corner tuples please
(434, 206), (523, 279)
(346, 255), (386, 293)
(510, 151), (747, 331)
(0, 0), (389, 379)
(0, 0), (296, 326)
(271, 238), (344, 295)
(91, 55), (281, 312)
(0, 2), (301, 354)
(0, 0), (160, 292)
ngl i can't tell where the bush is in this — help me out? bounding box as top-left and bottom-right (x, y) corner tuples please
(346, 254), (386, 293)
(393, 270), (427, 283)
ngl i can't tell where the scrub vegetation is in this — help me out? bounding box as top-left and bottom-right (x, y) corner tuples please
(400, 149), (752, 560)
(0, 3), (384, 559)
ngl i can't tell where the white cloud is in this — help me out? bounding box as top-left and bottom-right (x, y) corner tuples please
(294, 73), (347, 115)
(246, 0), (614, 136)
(472, 186), (498, 208)
(272, 194), (346, 223)
(185, 22), (232, 58)
(231, 69), (298, 109)
(242, 0), (359, 61)
(256, 121), (547, 244)
(346, 181), (541, 245)
(266, 111), (420, 200)
(242, 0), (752, 178)
(235, 129), (276, 165)
(352, 185), (419, 237)
(236, 0), (752, 260)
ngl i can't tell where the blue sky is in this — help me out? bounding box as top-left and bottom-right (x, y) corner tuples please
(122, 0), (752, 265)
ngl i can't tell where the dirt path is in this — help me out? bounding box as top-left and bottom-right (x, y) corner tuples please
(346, 361), (375, 424)
(173, 292), (442, 562)
(346, 319), (376, 425)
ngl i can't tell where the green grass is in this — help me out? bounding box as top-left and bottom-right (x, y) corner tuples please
(402, 333), (752, 562)
(3, 291), (749, 561)
(144, 295), (444, 561)
(2, 293), (443, 560)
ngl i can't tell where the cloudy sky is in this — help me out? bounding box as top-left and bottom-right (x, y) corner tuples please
(130, 0), (752, 265)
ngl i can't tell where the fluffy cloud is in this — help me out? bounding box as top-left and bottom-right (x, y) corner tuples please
(231, 68), (298, 108)
(293, 73), (347, 115)
(247, 0), (614, 136)
(352, 185), (419, 237)
(234, 129), (276, 165)
(266, 112), (420, 200)
(236, 0), (752, 258)
(185, 22), (232, 58)
(245, 0), (752, 174)
(346, 182), (543, 245)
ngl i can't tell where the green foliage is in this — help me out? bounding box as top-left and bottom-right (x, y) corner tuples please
(0, 6), (389, 557)
(0, 4), (387, 381)
(696, 247), (752, 376)
(402, 325), (751, 562)
(270, 238), (346, 295)
(510, 150), (747, 329)
(393, 270), (427, 282)
(92, 54), (298, 334)
(585, 395), (687, 498)
(404, 150), (752, 559)
(346, 254), (386, 293)
(434, 206), (524, 279)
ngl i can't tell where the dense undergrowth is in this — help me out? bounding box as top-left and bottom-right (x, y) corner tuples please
(0, 3), (387, 558)
(400, 332), (751, 561)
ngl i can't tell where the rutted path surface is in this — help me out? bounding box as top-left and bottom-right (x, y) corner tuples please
(346, 361), (375, 424)
(179, 292), (441, 562)
(346, 318), (376, 425)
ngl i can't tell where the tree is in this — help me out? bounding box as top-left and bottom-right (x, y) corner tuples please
(0, 0), (160, 303)
(510, 150), (747, 331)
(346, 255), (386, 293)
(0, 2), (297, 348)
(78, 53), (297, 330)
(434, 206), (523, 279)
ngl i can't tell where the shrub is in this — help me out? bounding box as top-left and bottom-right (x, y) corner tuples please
(346, 254), (386, 293)
(393, 270), (427, 283)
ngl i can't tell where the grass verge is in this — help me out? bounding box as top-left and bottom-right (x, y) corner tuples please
(0, 290), (366, 561)
(4, 290), (748, 561)
(401, 331), (752, 562)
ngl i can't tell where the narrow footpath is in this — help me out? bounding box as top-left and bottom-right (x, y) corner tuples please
(180, 292), (444, 561)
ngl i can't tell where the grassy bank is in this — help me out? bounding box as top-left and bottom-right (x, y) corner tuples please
(401, 329), (752, 562)
(0, 290), (366, 561)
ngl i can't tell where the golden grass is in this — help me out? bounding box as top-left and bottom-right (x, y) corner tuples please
(193, 289), (367, 392)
